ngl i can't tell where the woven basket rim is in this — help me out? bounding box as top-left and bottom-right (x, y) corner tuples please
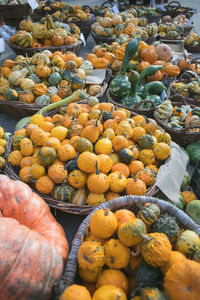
(4, 100), (158, 215)
(7, 40), (82, 52)
(57, 195), (200, 296)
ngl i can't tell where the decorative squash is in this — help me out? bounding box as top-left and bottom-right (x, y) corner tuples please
(98, 154), (113, 174)
(87, 162), (109, 194)
(140, 47), (157, 65)
(137, 202), (160, 225)
(30, 164), (45, 180)
(37, 146), (57, 166)
(87, 193), (106, 206)
(90, 209), (117, 239)
(126, 177), (146, 196)
(115, 209), (135, 228)
(57, 144), (76, 162)
(139, 149), (155, 166)
(161, 251), (186, 274)
(141, 233), (172, 267)
(176, 230), (200, 257)
(78, 151), (100, 173)
(108, 171), (127, 193)
(33, 83), (47, 96)
(8, 150), (23, 167)
(181, 189), (197, 206)
(68, 169), (87, 189)
(136, 168), (156, 186)
(51, 183), (75, 202)
(71, 187), (87, 205)
(93, 285), (126, 300)
(156, 44), (173, 62)
(129, 160), (144, 175)
(151, 213), (180, 243)
(104, 239), (130, 269)
(94, 137), (112, 155)
(119, 148), (134, 164)
(96, 269), (128, 294)
(19, 91), (35, 103)
(138, 134), (155, 149)
(20, 138), (33, 156)
(164, 259), (200, 300)
(77, 241), (105, 272)
(111, 163), (130, 178)
(48, 164), (67, 184)
(79, 267), (102, 284)
(154, 143), (171, 160)
(60, 284), (92, 300)
(118, 218), (147, 247)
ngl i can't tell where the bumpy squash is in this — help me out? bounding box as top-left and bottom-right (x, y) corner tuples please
(90, 209), (117, 239)
(176, 230), (200, 257)
(104, 239), (130, 269)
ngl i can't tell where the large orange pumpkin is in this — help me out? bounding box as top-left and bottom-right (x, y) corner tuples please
(0, 175), (68, 299)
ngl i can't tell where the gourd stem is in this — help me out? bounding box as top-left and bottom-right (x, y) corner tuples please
(116, 293), (122, 300)
(96, 161), (100, 175)
(136, 200), (145, 211)
(141, 233), (151, 241)
(130, 288), (140, 298)
(99, 110), (103, 122)
(131, 244), (141, 256)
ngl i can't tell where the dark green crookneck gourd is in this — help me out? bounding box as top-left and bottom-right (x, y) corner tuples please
(140, 65), (164, 82)
(110, 37), (141, 98)
(142, 81), (166, 106)
(122, 70), (141, 106)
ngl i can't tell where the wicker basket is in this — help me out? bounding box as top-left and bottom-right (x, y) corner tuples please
(154, 103), (200, 146)
(184, 44), (200, 54)
(118, 0), (130, 12)
(7, 40), (83, 56)
(0, 0), (31, 19)
(106, 88), (156, 117)
(91, 31), (115, 45)
(30, 7), (57, 22)
(4, 100), (160, 215)
(162, 1), (196, 18)
(0, 69), (112, 120)
(146, 14), (161, 25)
(57, 195), (200, 296)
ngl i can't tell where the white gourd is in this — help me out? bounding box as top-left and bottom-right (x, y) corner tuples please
(8, 68), (28, 86)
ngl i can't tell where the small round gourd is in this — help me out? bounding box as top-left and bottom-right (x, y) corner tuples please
(176, 230), (200, 258)
(141, 232), (172, 267)
(76, 137), (93, 153)
(37, 147), (57, 167)
(104, 239), (130, 269)
(35, 95), (51, 105)
(119, 148), (134, 164)
(96, 269), (128, 294)
(51, 183), (75, 202)
(93, 285), (126, 300)
(48, 164), (67, 184)
(87, 162), (109, 194)
(117, 218), (147, 247)
(90, 209), (117, 239)
(68, 170), (87, 189)
(60, 284), (91, 300)
(138, 134), (155, 149)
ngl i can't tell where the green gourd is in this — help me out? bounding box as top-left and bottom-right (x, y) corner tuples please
(51, 183), (75, 202)
(48, 72), (62, 86)
(151, 213), (180, 243)
(138, 134), (155, 149)
(3, 88), (19, 101)
(35, 95), (51, 105)
(110, 37), (141, 99)
(142, 81), (166, 106)
(122, 70), (141, 106)
(140, 65), (164, 82)
(140, 288), (170, 300)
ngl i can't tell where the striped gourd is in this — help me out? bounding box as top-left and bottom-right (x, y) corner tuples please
(125, 23), (135, 35)
(71, 187), (86, 205)
(158, 24), (166, 33)
(167, 31), (179, 38)
(20, 78), (35, 90)
(139, 17), (147, 27)
(35, 95), (51, 105)
(31, 53), (50, 65)
(8, 68), (28, 86)
(51, 184), (75, 202)
(47, 86), (58, 95)
(146, 24), (157, 37)
(137, 202), (160, 225)
(13, 135), (27, 150)
(112, 15), (122, 26)
(191, 107), (200, 117)
(166, 23), (176, 33)
(115, 24), (124, 35)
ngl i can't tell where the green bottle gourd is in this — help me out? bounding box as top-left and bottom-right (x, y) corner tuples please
(142, 81), (166, 106)
(110, 37), (141, 99)
(122, 70), (141, 106)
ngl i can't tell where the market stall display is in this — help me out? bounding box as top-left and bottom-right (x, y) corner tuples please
(0, 0), (200, 298)
(57, 196), (200, 299)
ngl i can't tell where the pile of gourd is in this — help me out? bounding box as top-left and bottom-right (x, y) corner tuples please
(108, 38), (179, 108)
(156, 100), (200, 131)
(0, 51), (103, 104)
(8, 15), (80, 49)
(172, 77), (200, 100)
(35, 0), (66, 13)
(126, 6), (161, 18)
(185, 33), (200, 48)
(59, 206), (200, 300)
(51, 4), (93, 22)
(87, 40), (179, 79)
(157, 15), (189, 39)
(91, 11), (158, 42)
(8, 99), (171, 206)
(0, 126), (10, 171)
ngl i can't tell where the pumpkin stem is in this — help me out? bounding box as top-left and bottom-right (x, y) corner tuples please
(122, 131), (128, 139)
(99, 110), (103, 122)
(131, 175), (138, 181)
(96, 161), (100, 175)
(119, 172), (123, 179)
(94, 120), (98, 128)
